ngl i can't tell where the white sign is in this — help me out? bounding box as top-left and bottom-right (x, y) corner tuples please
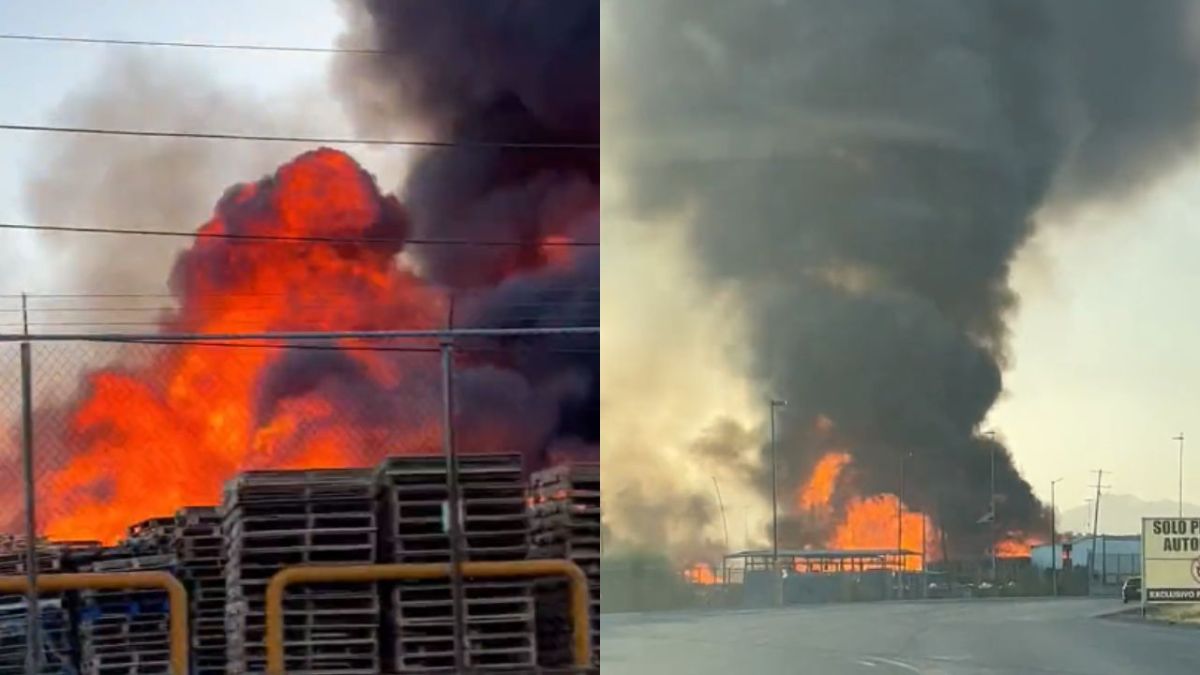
(1141, 517), (1200, 603)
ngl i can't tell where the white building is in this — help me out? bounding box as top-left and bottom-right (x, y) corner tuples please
(1030, 535), (1140, 585)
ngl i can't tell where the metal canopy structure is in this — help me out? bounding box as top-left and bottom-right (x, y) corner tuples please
(722, 548), (920, 579)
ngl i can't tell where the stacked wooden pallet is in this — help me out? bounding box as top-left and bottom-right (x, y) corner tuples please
(377, 453), (535, 672)
(77, 522), (176, 675)
(0, 537), (91, 675)
(125, 518), (175, 553)
(223, 469), (380, 675)
(529, 462), (601, 667)
(172, 507), (225, 675)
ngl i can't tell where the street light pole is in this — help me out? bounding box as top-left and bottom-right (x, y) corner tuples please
(769, 399), (787, 568)
(898, 452), (906, 558)
(1050, 477), (1063, 597)
(898, 451), (913, 598)
(1174, 433), (1184, 518)
(768, 399), (787, 606)
(920, 501), (928, 599)
(986, 430), (997, 582)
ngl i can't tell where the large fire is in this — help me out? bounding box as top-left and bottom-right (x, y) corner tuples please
(35, 149), (580, 543)
(994, 536), (1035, 558)
(831, 495), (935, 571)
(683, 562), (719, 585)
(796, 451), (939, 571)
(796, 451), (851, 511)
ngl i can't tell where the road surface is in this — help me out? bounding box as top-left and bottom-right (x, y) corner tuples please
(600, 598), (1200, 674)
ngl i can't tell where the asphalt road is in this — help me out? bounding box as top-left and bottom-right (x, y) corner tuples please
(600, 598), (1200, 674)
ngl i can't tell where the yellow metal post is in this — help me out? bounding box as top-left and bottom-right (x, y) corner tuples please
(265, 559), (591, 675)
(0, 571), (188, 674)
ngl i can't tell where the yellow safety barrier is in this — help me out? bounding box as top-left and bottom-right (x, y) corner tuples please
(265, 559), (592, 675)
(0, 571), (188, 674)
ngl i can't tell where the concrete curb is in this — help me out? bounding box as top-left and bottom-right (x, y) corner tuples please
(1098, 605), (1200, 629)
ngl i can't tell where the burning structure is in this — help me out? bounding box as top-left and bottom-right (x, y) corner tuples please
(605, 0), (1200, 564)
(2, 1), (599, 542)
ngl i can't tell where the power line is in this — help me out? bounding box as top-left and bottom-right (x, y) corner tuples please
(0, 222), (600, 247)
(0, 300), (597, 314)
(0, 306), (180, 314)
(0, 123), (599, 150)
(0, 326), (599, 342)
(0, 320), (598, 333)
(0, 32), (388, 55)
(0, 287), (599, 300)
(122, 338), (599, 356)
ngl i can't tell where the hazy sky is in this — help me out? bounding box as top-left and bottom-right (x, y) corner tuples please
(0, 2), (1195, 526)
(0, 0), (363, 304)
(991, 164), (1200, 514)
(0, 0), (345, 221)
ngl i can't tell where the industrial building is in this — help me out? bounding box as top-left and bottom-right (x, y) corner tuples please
(1030, 534), (1140, 586)
(721, 549), (923, 606)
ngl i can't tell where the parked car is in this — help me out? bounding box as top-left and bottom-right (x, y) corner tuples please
(1122, 576), (1141, 603)
(926, 580), (951, 599)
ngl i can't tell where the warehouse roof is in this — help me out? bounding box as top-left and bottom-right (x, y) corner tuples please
(724, 548), (919, 560)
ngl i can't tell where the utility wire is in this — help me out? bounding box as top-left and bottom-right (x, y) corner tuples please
(117, 338), (599, 355)
(0, 123), (599, 150)
(0, 288), (598, 300)
(0, 32), (388, 55)
(0, 320), (597, 331)
(0, 221), (599, 247)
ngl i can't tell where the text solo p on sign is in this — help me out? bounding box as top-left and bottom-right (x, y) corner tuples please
(1141, 517), (1200, 603)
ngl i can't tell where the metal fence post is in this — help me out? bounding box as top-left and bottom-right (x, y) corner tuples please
(20, 340), (40, 673)
(440, 339), (468, 670)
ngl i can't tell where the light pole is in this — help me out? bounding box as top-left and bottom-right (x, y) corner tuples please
(769, 399), (787, 568)
(1050, 477), (1063, 597)
(920, 500), (928, 599)
(985, 430), (997, 582)
(898, 452), (906, 557)
(897, 451), (914, 598)
(1174, 433), (1184, 518)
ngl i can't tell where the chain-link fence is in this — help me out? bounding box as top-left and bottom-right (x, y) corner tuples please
(0, 326), (598, 674)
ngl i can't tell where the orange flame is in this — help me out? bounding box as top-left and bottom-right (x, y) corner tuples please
(994, 537), (1034, 558)
(795, 451), (941, 571)
(797, 451), (851, 511)
(831, 495), (936, 571)
(684, 562), (719, 585)
(36, 148), (570, 543)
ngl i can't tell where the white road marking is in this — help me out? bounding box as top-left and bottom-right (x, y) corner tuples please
(861, 656), (923, 673)
(856, 660), (878, 667)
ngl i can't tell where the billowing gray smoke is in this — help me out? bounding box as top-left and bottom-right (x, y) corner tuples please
(605, 0), (1200, 553)
(332, 0), (600, 461)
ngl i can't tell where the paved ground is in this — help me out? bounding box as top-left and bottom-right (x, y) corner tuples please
(600, 597), (1200, 674)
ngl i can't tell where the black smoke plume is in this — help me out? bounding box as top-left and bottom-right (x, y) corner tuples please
(605, 0), (1200, 554)
(332, 0), (600, 462)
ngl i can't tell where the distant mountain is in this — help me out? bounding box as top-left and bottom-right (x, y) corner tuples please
(1058, 494), (1200, 536)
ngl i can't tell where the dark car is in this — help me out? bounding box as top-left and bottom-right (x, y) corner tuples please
(1122, 576), (1142, 603)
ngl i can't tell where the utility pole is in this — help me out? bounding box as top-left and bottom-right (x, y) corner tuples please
(1174, 433), (1184, 518)
(897, 451), (910, 595)
(898, 452), (908, 558)
(1050, 477), (1063, 597)
(1088, 470), (1111, 591)
(769, 399), (787, 574)
(985, 430), (997, 582)
(920, 506), (928, 599)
